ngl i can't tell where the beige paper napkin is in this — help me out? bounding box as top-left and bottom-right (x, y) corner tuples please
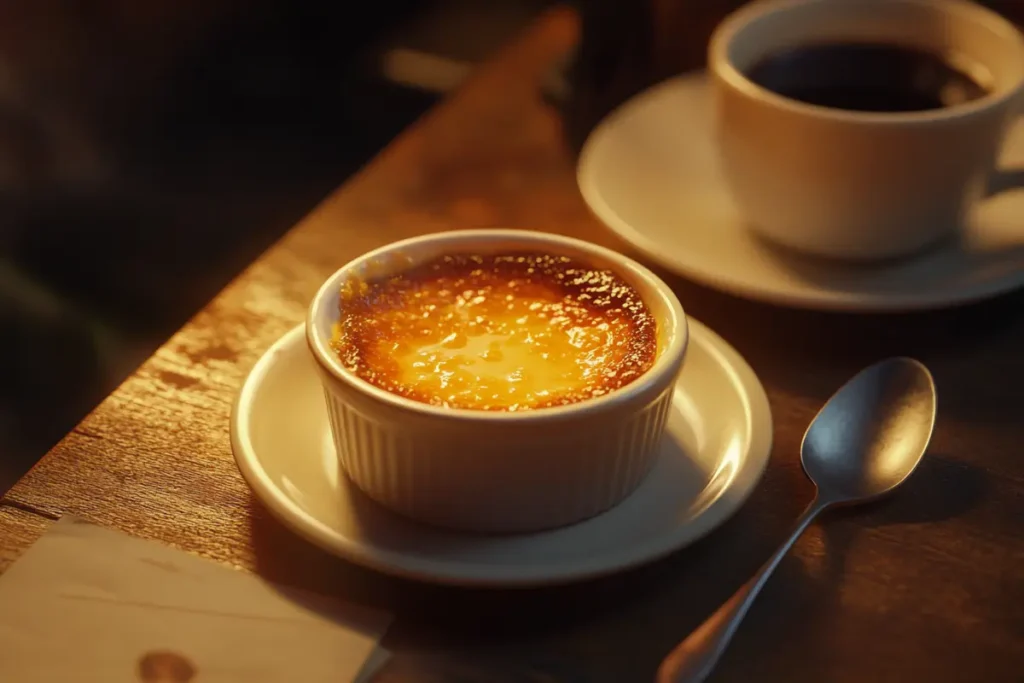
(0, 516), (391, 683)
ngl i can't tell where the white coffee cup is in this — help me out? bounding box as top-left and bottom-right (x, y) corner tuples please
(709, 0), (1024, 261)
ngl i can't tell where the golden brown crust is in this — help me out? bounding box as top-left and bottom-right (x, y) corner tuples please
(332, 252), (656, 411)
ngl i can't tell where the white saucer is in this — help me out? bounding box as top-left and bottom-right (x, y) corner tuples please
(578, 73), (1024, 312)
(231, 322), (772, 587)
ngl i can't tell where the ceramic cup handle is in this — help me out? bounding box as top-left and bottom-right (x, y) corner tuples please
(987, 105), (1024, 196)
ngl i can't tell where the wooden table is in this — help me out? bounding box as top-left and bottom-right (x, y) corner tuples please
(2, 7), (1022, 682)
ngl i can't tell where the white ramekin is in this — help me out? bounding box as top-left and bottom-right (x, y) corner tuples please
(307, 229), (688, 533)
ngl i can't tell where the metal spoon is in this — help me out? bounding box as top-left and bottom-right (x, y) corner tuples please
(658, 357), (937, 683)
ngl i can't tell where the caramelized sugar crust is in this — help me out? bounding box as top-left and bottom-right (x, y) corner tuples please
(332, 252), (658, 411)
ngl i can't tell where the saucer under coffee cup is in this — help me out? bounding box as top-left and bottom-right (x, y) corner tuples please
(709, 0), (1024, 261)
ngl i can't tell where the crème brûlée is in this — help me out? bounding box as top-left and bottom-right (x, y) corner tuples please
(331, 252), (659, 411)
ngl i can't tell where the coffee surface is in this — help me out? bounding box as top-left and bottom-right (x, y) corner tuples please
(746, 42), (990, 112)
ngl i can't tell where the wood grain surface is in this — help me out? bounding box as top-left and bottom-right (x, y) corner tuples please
(0, 506), (48, 570)
(2, 6), (1023, 682)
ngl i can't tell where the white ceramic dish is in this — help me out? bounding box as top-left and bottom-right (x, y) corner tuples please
(577, 72), (1024, 312)
(306, 229), (688, 533)
(231, 322), (772, 588)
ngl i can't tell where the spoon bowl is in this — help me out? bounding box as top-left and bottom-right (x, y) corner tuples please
(801, 357), (937, 503)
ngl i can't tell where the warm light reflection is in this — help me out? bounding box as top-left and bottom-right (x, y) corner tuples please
(688, 431), (744, 516)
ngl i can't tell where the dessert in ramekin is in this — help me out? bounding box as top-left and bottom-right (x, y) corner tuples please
(307, 229), (687, 533)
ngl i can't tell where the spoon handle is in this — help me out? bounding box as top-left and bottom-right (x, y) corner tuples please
(657, 497), (828, 683)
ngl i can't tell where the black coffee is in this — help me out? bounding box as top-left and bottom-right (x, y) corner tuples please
(746, 42), (989, 112)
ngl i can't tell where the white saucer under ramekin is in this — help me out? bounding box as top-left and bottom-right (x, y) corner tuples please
(578, 72), (1024, 312)
(305, 229), (688, 534)
(231, 322), (772, 588)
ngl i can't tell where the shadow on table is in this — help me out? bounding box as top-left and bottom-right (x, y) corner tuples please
(245, 438), (990, 680)
(366, 652), (591, 683)
(677, 451), (991, 681)
(244, 473), (787, 680)
(628, 254), (1024, 424)
(846, 452), (990, 527)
